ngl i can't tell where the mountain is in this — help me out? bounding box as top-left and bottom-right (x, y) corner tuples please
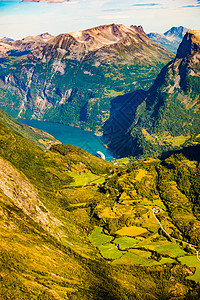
(0, 110), (200, 298)
(103, 30), (200, 158)
(164, 26), (190, 40)
(147, 26), (190, 53)
(0, 37), (14, 42)
(0, 24), (174, 132)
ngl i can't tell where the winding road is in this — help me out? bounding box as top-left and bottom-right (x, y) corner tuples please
(151, 208), (200, 262)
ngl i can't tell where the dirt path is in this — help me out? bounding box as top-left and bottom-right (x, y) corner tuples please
(151, 209), (199, 261)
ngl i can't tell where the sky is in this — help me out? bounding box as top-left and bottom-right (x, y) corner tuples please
(0, 0), (200, 39)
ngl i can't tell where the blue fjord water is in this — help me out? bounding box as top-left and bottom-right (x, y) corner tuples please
(17, 119), (114, 161)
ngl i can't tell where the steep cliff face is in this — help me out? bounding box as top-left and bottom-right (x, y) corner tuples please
(103, 90), (147, 157)
(0, 24), (174, 131)
(103, 30), (200, 158)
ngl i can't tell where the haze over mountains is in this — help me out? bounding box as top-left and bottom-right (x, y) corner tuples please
(103, 30), (200, 158)
(147, 26), (190, 53)
(0, 23), (174, 132)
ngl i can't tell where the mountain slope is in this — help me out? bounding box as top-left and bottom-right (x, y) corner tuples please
(0, 113), (200, 298)
(103, 30), (200, 158)
(147, 26), (190, 53)
(0, 24), (174, 132)
(0, 108), (59, 149)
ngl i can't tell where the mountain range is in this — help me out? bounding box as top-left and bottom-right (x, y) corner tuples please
(103, 30), (200, 158)
(147, 26), (190, 53)
(0, 24), (174, 132)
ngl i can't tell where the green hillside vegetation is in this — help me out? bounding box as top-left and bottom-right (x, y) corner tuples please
(0, 115), (200, 298)
(103, 30), (200, 159)
(0, 108), (59, 149)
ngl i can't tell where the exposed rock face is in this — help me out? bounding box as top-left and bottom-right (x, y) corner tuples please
(0, 24), (174, 131)
(147, 26), (190, 53)
(176, 30), (200, 58)
(43, 24), (154, 60)
(103, 30), (200, 158)
(0, 157), (62, 234)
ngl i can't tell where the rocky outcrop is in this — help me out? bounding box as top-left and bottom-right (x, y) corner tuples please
(0, 32), (53, 56)
(0, 157), (62, 235)
(176, 30), (200, 58)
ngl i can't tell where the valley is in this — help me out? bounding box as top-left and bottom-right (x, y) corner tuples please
(0, 21), (200, 299)
(0, 110), (200, 298)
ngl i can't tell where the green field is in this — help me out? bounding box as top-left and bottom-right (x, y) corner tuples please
(113, 237), (139, 250)
(98, 244), (125, 260)
(112, 250), (176, 266)
(155, 243), (186, 257)
(178, 256), (200, 283)
(69, 172), (105, 186)
(89, 227), (113, 247)
(115, 226), (148, 237)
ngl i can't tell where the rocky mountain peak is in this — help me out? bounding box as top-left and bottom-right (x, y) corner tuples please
(21, 32), (53, 42)
(176, 30), (200, 58)
(47, 23), (150, 53)
(0, 37), (14, 42)
(147, 26), (191, 53)
(164, 26), (190, 40)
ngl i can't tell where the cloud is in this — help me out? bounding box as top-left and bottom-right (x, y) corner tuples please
(182, 4), (200, 8)
(132, 3), (159, 6)
(103, 9), (123, 12)
(22, 0), (70, 3)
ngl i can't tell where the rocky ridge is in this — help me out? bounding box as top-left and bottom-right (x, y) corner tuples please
(0, 32), (53, 56)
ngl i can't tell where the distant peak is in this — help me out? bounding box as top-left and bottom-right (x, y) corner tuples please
(164, 26), (190, 39)
(176, 30), (200, 58)
(39, 32), (53, 39)
(0, 37), (14, 42)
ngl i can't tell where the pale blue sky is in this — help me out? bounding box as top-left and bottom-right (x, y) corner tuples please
(0, 0), (199, 39)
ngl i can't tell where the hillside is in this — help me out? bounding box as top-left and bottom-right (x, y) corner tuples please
(0, 24), (174, 132)
(0, 113), (200, 299)
(147, 26), (190, 53)
(0, 108), (59, 149)
(103, 30), (200, 158)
